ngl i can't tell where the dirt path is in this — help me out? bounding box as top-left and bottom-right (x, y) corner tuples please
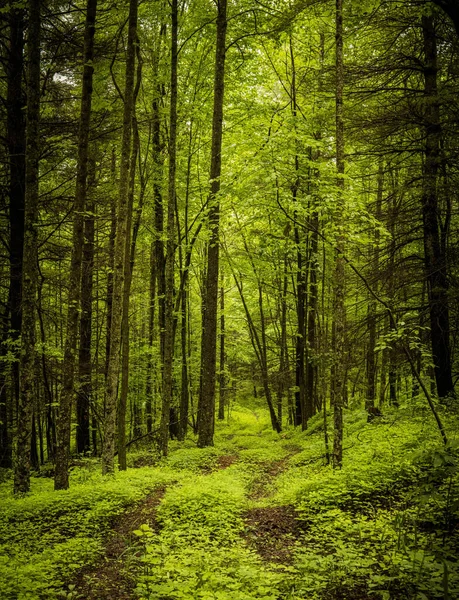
(243, 448), (305, 564)
(72, 487), (165, 600)
(70, 455), (241, 599)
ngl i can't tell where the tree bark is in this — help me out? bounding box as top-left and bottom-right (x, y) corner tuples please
(197, 0), (227, 447)
(332, 0), (345, 469)
(146, 240), (156, 432)
(306, 207), (319, 420)
(14, 0), (41, 494)
(365, 159), (383, 413)
(118, 113), (143, 470)
(6, 5), (26, 444)
(102, 0), (137, 475)
(76, 185), (95, 455)
(55, 0), (98, 490)
(421, 15), (454, 400)
(160, 0), (178, 456)
(218, 279), (226, 421)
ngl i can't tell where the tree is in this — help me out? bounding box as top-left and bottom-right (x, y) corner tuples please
(54, 0), (98, 491)
(198, 0), (228, 448)
(159, 0), (178, 456)
(331, 0), (345, 469)
(14, 0), (41, 494)
(103, 0), (138, 475)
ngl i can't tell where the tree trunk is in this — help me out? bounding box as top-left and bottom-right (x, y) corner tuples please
(7, 5), (26, 444)
(218, 279), (226, 421)
(160, 0), (178, 456)
(332, 0), (345, 469)
(365, 159), (383, 413)
(146, 240), (156, 433)
(118, 113), (142, 470)
(102, 0), (137, 475)
(0, 307), (11, 468)
(76, 187), (95, 455)
(290, 37), (306, 430)
(55, 0), (98, 491)
(306, 208), (319, 420)
(276, 256), (288, 427)
(197, 0), (227, 447)
(421, 15), (454, 400)
(14, 0), (41, 494)
(105, 150), (117, 380)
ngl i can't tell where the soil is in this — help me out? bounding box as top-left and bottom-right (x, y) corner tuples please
(244, 504), (304, 564)
(72, 487), (165, 600)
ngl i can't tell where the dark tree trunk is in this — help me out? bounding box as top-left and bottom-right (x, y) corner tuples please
(218, 280), (226, 421)
(55, 0), (98, 490)
(332, 0), (345, 469)
(76, 189), (95, 455)
(7, 6), (26, 434)
(14, 0), (41, 494)
(421, 15), (454, 400)
(146, 240), (156, 433)
(37, 278), (56, 462)
(290, 37), (306, 430)
(366, 159), (383, 413)
(119, 113), (143, 470)
(306, 208), (319, 421)
(0, 308), (11, 468)
(160, 0), (178, 456)
(197, 0), (227, 447)
(276, 256), (288, 426)
(105, 150), (117, 380)
(103, 0), (137, 475)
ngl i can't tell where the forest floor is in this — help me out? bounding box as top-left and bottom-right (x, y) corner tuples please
(1, 404), (459, 599)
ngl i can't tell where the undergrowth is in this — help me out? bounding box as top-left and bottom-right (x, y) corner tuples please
(1, 404), (458, 600)
(0, 467), (178, 599)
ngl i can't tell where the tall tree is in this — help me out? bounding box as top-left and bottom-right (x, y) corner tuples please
(54, 0), (98, 490)
(197, 0), (228, 447)
(102, 0), (138, 475)
(159, 0), (178, 456)
(1, 4), (26, 469)
(421, 14), (454, 400)
(13, 0), (41, 494)
(331, 0), (345, 469)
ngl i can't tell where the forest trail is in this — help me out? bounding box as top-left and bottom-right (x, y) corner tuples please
(71, 445), (302, 599)
(73, 487), (166, 600)
(2, 408), (457, 600)
(243, 446), (304, 564)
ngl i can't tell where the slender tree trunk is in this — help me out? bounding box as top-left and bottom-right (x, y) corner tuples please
(289, 37), (306, 430)
(105, 150), (117, 380)
(103, 0), (137, 475)
(7, 6), (26, 451)
(197, 0), (227, 447)
(118, 114), (142, 470)
(14, 0), (41, 494)
(0, 307), (11, 468)
(146, 240), (155, 433)
(421, 15), (454, 400)
(276, 256), (288, 426)
(76, 186), (95, 455)
(218, 278), (226, 420)
(332, 0), (345, 469)
(306, 207), (319, 420)
(55, 0), (98, 490)
(160, 0), (178, 456)
(37, 277), (56, 462)
(366, 159), (383, 414)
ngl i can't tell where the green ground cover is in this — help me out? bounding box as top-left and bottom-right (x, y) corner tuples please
(1, 405), (458, 599)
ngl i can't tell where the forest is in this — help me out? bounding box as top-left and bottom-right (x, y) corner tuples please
(1, 0), (459, 597)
